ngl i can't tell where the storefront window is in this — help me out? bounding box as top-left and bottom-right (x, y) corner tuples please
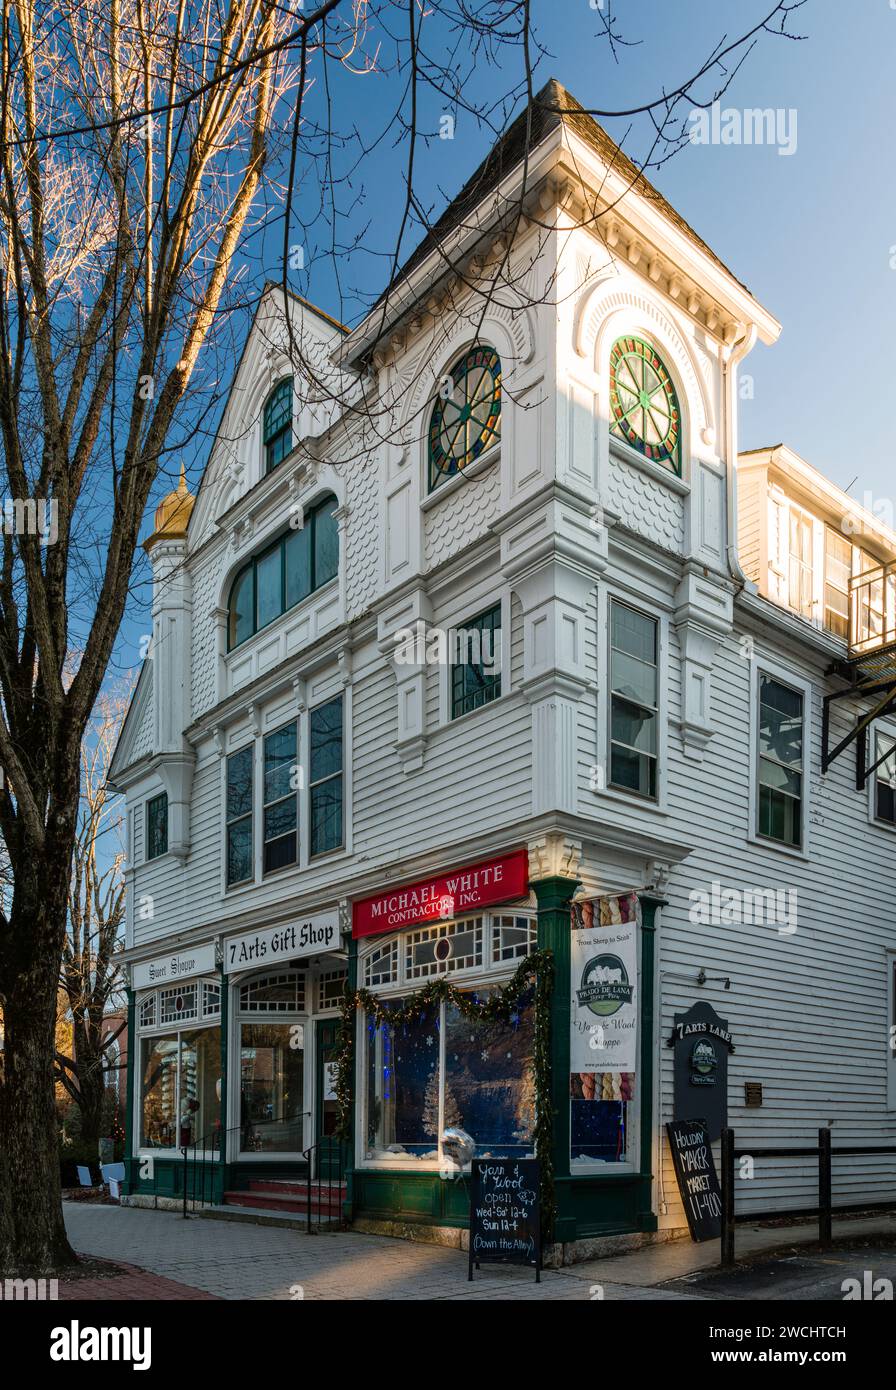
(140, 1027), (221, 1149)
(365, 1001), (440, 1161)
(363, 991), (536, 1164)
(570, 1072), (634, 1165)
(239, 1022), (305, 1152)
(443, 988), (535, 1158)
(141, 1035), (178, 1149)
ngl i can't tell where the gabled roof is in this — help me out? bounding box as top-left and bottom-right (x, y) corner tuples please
(379, 77), (748, 307)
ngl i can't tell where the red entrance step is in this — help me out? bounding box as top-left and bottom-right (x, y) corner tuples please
(222, 1178), (347, 1218)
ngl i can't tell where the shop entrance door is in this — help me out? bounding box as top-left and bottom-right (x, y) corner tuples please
(315, 1018), (342, 1180)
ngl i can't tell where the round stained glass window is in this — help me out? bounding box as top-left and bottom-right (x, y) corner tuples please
(428, 346), (501, 491)
(609, 337), (681, 473)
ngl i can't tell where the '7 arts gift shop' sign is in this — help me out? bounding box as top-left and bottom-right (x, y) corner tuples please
(352, 850), (529, 938)
(224, 911), (339, 973)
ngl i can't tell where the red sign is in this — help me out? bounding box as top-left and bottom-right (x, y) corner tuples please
(352, 850), (530, 939)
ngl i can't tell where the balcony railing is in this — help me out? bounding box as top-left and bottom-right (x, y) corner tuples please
(849, 561), (896, 658)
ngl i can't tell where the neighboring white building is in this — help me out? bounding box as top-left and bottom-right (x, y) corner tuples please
(110, 78), (896, 1251)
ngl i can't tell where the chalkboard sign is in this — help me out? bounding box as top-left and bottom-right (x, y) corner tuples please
(468, 1158), (541, 1282)
(665, 1118), (723, 1243)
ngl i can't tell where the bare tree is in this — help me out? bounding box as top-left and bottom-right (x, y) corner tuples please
(0, 0), (802, 1274)
(55, 691), (127, 1153)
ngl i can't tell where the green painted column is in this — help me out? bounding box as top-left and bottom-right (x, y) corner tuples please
(123, 987), (136, 1195)
(637, 895), (661, 1203)
(218, 961), (228, 1201)
(344, 934), (358, 1215)
(533, 874), (580, 1205)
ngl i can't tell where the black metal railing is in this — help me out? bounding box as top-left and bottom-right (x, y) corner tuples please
(720, 1128), (896, 1267)
(301, 1137), (350, 1234)
(849, 561), (896, 657)
(180, 1114), (309, 1217)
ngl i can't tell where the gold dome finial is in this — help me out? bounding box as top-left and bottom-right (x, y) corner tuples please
(145, 464), (195, 550)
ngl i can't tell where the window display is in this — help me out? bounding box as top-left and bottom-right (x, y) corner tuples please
(239, 1022), (305, 1152)
(140, 1025), (221, 1149)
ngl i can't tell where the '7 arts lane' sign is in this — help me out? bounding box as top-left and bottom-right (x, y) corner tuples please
(224, 912), (339, 973)
(352, 850), (529, 938)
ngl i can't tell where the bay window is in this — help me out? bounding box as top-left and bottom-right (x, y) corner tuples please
(224, 694), (344, 887)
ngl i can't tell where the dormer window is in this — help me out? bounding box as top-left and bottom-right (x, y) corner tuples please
(609, 336), (681, 475)
(263, 377), (293, 473)
(227, 494), (339, 650)
(428, 345), (501, 492)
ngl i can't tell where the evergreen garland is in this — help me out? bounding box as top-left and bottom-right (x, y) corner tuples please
(334, 948), (555, 1240)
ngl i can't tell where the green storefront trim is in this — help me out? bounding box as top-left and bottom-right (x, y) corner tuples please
(124, 889), (661, 1246)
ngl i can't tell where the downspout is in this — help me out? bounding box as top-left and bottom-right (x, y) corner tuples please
(722, 323), (758, 587)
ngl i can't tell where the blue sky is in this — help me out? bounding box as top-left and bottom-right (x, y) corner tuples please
(117, 0), (893, 674)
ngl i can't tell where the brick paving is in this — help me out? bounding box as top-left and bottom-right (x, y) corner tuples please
(59, 1261), (219, 1301)
(62, 1202), (699, 1301)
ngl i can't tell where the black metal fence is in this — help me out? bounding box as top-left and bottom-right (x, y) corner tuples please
(720, 1127), (896, 1267)
(179, 1116), (308, 1217)
(301, 1138), (350, 1234)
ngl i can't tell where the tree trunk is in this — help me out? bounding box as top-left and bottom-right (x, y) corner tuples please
(72, 1019), (108, 1151)
(0, 855), (78, 1275)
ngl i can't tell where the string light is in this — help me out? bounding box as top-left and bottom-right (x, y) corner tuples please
(334, 948), (556, 1241)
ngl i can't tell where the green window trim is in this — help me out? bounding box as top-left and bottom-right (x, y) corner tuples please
(450, 604), (502, 719)
(263, 377), (294, 473)
(145, 792), (168, 861)
(609, 336), (682, 475)
(227, 494), (339, 650)
(428, 345), (502, 493)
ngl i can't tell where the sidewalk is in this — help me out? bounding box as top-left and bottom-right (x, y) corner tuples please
(61, 1201), (896, 1301)
(569, 1212), (896, 1288)
(62, 1202), (695, 1301)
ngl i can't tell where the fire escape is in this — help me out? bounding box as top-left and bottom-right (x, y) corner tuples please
(822, 562), (896, 786)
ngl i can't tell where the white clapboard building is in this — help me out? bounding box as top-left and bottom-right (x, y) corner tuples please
(110, 79), (896, 1252)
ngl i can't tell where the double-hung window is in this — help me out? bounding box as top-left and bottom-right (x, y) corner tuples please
(310, 697), (343, 856)
(609, 601), (658, 798)
(874, 731), (896, 826)
(226, 746), (254, 885)
(823, 528), (851, 639)
(146, 792), (168, 860)
(225, 697), (344, 883)
(263, 378), (293, 473)
(788, 510), (813, 621)
(450, 604), (502, 719)
(757, 675), (803, 847)
(263, 722), (298, 873)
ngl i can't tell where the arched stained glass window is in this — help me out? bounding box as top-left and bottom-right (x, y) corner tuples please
(263, 378), (293, 473)
(609, 337), (682, 474)
(227, 494), (339, 650)
(428, 345), (501, 492)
